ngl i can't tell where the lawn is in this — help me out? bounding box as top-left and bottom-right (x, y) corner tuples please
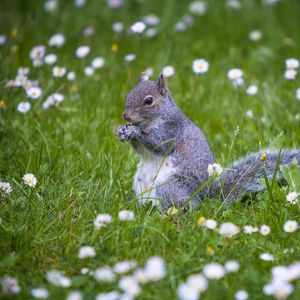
(1, 0), (300, 299)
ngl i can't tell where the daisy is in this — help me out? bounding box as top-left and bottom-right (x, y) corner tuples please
(175, 22), (187, 32)
(106, 0), (124, 9)
(0, 181), (13, 196)
(118, 276), (141, 296)
(0, 35), (6, 45)
(76, 45), (90, 58)
(204, 219), (217, 230)
(14, 74), (28, 87)
(92, 57), (105, 69)
(94, 214), (112, 229)
(284, 69), (297, 80)
(260, 224), (271, 236)
(235, 290), (248, 300)
(177, 283), (199, 300)
(96, 291), (120, 300)
(286, 191), (298, 204)
(53, 66), (67, 77)
(67, 72), (76, 81)
(78, 246), (96, 259)
(134, 268), (149, 284)
(249, 30), (262, 41)
(244, 225), (258, 234)
(131, 21), (146, 34)
(259, 253), (274, 261)
(30, 45), (46, 61)
(219, 222), (240, 237)
(83, 26), (95, 37)
(23, 173), (37, 187)
(246, 110), (253, 118)
(44, 0), (58, 12)
(94, 267), (116, 282)
(186, 274), (208, 293)
(66, 291), (82, 300)
(74, 0), (86, 7)
(285, 58), (299, 69)
(189, 1), (207, 15)
(17, 102), (31, 114)
(283, 220), (298, 233)
(124, 54), (136, 62)
(143, 14), (160, 26)
(144, 256), (166, 281)
(118, 210), (134, 221)
(192, 59), (209, 74)
(227, 68), (243, 80)
(84, 66), (94, 76)
(26, 86), (42, 99)
(112, 22), (124, 33)
(145, 28), (157, 38)
(203, 263), (225, 280)
(224, 260), (240, 273)
(48, 33), (65, 47)
(1, 277), (20, 295)
(296, 88), (300, 100)
(31, 288), (49, 299)
(44, 54), (57, 65)
(46, 270), (71, 287)
(162, 66), (175, 78)
(246, 85), (258, 95)
(114, 260), (137, 274)
(207, 163), (223, 176)
(226, 0), (241, 10)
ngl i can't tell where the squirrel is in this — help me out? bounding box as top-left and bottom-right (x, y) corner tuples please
(116, 73), (300, 210)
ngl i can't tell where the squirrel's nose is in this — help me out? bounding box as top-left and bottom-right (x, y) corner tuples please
(123, 112), (132, 122)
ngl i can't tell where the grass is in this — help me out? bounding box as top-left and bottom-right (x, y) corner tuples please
(1, 0), (300, 299)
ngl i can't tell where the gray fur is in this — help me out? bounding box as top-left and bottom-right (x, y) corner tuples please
(116, 74), (300, 210)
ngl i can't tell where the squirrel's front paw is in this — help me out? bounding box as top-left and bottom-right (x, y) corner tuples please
(116, 124), (137, 142)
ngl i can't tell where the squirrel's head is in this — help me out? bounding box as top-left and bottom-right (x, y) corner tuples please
(123, 73), (169, 127)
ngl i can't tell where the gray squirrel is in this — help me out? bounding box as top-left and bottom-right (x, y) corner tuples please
(116, 73), (300, 210)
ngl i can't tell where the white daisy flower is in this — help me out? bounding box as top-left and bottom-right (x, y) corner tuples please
(48, 33), (65, 47)
(78, 246), (96, 259)
(18, 67), (30, 75)
(118, 210), (134, 221)
(30, 45), (46, 61)
(143, 14), (160, 26)
(259, 253), (274, 261)
(133, 269), (149, 284)
(26, 86), (42, 99)
(118, 276), (141, 296)
(285, 58), (299, 69)
(94, 214), (112, 229)
(296, 88), (300, 100)
(224, 260), (240, 273)
(204, 219), (217, 230)
(219, 222), (240, 237)
(91, 57), (105, 69)
(1, 277), (20, 295)
(249, 30), (262, 41)
(177, 283), (199, 300)
(145, 28), (157, 38)
(23, 173), (37, 187)
(124, 54), (136, 62)
(112, 22), (124, 33)
(246, 85), (258, 95)
(84, 66), (94, 76)
(175, 22), (187, 32)
(207, 163), (223, 176)
(244, 225), (258, 234)
(83, 26), (95, 37)
(232, 77), (244, 88)
(53, 66), (67, 77)
(283, 220), (298, 233)
(44, 54), (57, 65)
(96, 291), (120, 300)
(17, 101), (31, 114)
(235, 290), (248, 300)
(0, 181), (13, 196)
(94, 267), (116, 282)
(14, 74), (28, 87)
(203, 263), (225, 280)
(226, 0), (241, 10)
(189, 1), (207, 15)
(286, 191), (298, 204)
(144, 256), (166, 281)
(74, 0), (86, 7)
(227, 68), (243, 80)
(76, 45), (90, 58)
(66, 291), (83, 300)
(44, 0), (58, 12)
(114, 260), (137, 274)
(186, 274), (208, 293)
(260, 224), (271, 236)
(246, 110), (253, 118)
(67, 71), (76, 81)
(162, 66), (175, 78)
(31, 288), (49, 299)
(106, 0), (124, 9)
(0, 35), (6, 45)
(192, 59), (209, 74)
(131, 21), (146, 34)
(284, 69), (297, 80)
(80, 268), (89, 275)
(46, 270), (71, 287)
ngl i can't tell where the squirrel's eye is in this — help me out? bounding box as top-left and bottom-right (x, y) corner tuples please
(144, 96), (153, 106)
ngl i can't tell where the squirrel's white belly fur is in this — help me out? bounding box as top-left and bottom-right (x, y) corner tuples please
(133, 147), (175, 206)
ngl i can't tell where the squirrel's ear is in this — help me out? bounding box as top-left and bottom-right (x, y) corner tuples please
(157, 74), (166, 96)
(139, 72), (149, 83)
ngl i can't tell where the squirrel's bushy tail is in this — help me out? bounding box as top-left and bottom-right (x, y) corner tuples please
(210, 149), (300, 203)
